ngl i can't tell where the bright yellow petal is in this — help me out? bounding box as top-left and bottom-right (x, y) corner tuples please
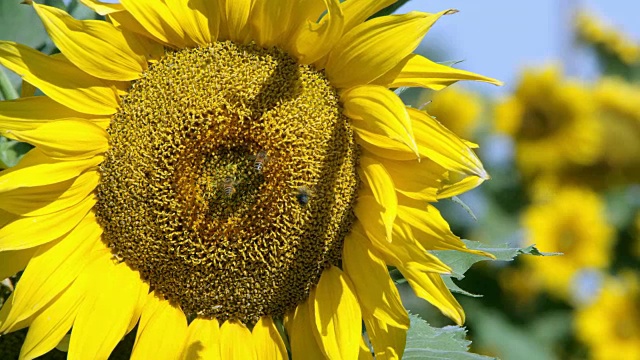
(120, 0), (188, 47)
(0, 171), (99, 217)
(363, 313), (406, 360)
(409, 108), (488, 179)
(69, 257), (149, 360)
(288, 0), (344, 65)
(165, 0), (217, 46)
(131, 292), (188, 360)
(401, 265), (464, 325)
(354, 194), (388, 245)
(0, 213), (101, 333)
(0, 293), (34, 335)
(342, 85), (418, 157)
(19, 259), (94, 360)
(374, 53), (502, 90)
(358, 155), (397, 242)
(355, 218), (452, 274)
(286, 299), (326, 360)
(0, 97), (106, 134)
(6, 120), (107, 160)
(0, 195), (96, 251)
(252, 316), (287, 360)
(310, 266), (362, 360)
(0, 247), (37, 281)
(33, 3), (154, 81)
(437, 175), (485, 199)
(341, 0), (397, 34)
(79, 0), (124, 15)
(326, 11), (452, 88)
(343, 233), (408, 329)
(0, 149), (102, 193)
(0, 42), (119, 115)
(372, 154), (443, 202)
(396, 199), (493, 258)
(217, 0), (253, 43)
(250, 0), (293, 48)
(219, 320), (255, 360)
(180, 317), (221, 360)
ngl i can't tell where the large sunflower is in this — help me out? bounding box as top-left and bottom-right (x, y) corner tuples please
(0, 1), (499, 358)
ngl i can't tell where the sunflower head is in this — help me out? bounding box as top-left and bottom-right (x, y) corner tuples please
(0, 0), (499, 358)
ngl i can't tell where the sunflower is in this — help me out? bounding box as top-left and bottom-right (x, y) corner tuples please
(423, 86), (483, 140)
(0, 0), (499, 358)
(575, 273), (640, 360)
(495, 66), (601, 176)
(575, 10), (640, 65)
(521, 187), (614, 301)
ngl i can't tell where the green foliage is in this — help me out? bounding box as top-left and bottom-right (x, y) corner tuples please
(0, 136), (32, 170)
(434, 241), (556, 296)
(404, 314), (495, 359)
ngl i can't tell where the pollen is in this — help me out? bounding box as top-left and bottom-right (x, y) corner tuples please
(95, 41), (359, 325)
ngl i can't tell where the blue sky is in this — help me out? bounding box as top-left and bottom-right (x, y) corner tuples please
(401, 0), (640, 95)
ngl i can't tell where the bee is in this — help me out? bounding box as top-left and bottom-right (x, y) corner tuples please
(221, 176), (237, 197)
(253, 150), (268, 172)
(296, 186), (312, 206)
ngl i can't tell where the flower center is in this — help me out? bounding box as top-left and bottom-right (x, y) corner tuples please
(95, 41), (359, 324)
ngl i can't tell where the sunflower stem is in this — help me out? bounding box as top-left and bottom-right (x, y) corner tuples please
(0, 66), (18, 101)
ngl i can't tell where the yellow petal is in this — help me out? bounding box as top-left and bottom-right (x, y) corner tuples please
(358, 155), (397, 242)
(0, 42), (119, 115)
(0, 213), (101, 333)
(356, 217), (452, 274)
(250, 0), (293, 48)
(69, 257), (149, 360)
(0, 148), (102, 193)
(342, 85), (418, 157)
(310, 266), (362, 360)
(220, 320), (255, 360)
(120, 0), (188, 47)
(288, 0), (344, 65)
(401, 265), (465, 325)
(396, 201), (494, 258)
(0, 195), (96, 251)
(19, 260), (94, 360)
(341, 0), (397, 34)
(437, 175), (485, 199)
(409, 108), (488, 178)
(374, 53), (502, 90)
(372, 154), (443, 202)
(0, 293), (34, 335)
(6, 120), (107, 160)
(165, 0), (217, 46)
(131, 292), (188, 360)
(354, 195), (388, 245)
(363, 313), (406, 360)
(252, 316), (287, 360)
(79, 0), (124, 15)
(342, 233), (408, 329)
(33, 3), (153, 81)
(0, 247), (37, 282)
(0, 171), (99, 217)
(326, 11), (452, 88)
(286, 300), (326, 360)
(359, 336), (373, 360)
(0, 96), (106, 134)
(180, 317), (221, 360)
(217, 0), (253, 43)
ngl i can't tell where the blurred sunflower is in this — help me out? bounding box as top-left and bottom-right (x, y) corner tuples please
(521, 187), (614, 301)
(424, 86), (483, 140)
(575, 10), (640, 65)
(0, 0), (499, 359)
(575, 273), (640, 360)
(495, 66), (601, 176)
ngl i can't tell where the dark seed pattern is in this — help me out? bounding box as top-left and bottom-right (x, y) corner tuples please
(95, 41), (359, 325)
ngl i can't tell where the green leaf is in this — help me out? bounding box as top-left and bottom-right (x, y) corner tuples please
(0, 66), (19, 101)
(0, 136), (32, 170)
(403, 313), (495, 359)
(371, 0), (412, 18)
(451, 196), (478, 221)
(432, 241), (558, 297)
